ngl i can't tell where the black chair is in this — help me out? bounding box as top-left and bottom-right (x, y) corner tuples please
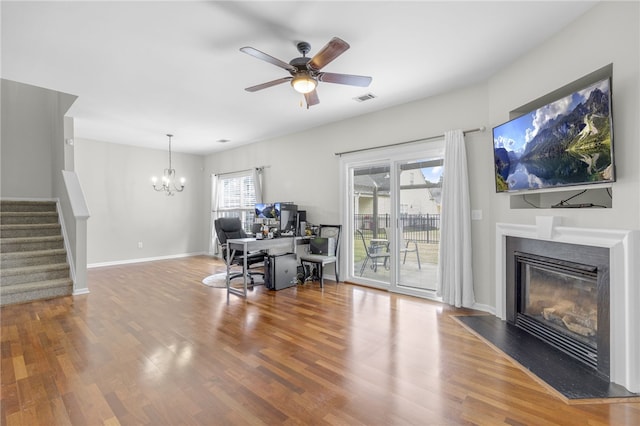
(299, 224), (341, 287)
(356, 229), (390, 276)
(214, 217), (265, 284)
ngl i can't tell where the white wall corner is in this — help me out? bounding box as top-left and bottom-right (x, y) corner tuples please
(495, 229), (506, 320)
(622, 230), (640, 392)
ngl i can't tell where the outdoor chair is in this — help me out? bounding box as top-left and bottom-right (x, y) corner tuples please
(385, 227), (421, 269)
(356, 229), (390, 276)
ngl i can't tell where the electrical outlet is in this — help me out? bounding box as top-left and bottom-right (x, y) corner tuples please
(137, 242), (143, 249)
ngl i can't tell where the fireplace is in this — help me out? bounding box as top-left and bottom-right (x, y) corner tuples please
(506, 237), (609, 378)
(495, 220), (639, 393)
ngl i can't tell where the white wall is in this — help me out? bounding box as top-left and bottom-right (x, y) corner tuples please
(205, 81), (488, 223)
(75, 138), (207, 265)
(1, 79), (76, 198)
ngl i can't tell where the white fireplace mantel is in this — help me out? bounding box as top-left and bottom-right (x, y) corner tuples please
(495, 219), (639, 393)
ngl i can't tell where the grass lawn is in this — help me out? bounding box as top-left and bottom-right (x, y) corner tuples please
(353, 232), (439, 265)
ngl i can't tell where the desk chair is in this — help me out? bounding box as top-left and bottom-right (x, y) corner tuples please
(214, 218), (265, 284)
(357, 229), (390, 275)
(300, 224), (341, 287)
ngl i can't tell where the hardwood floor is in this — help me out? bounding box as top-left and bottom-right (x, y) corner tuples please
(2, 255), (639, 425)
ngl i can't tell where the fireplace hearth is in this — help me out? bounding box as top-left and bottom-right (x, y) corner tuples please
(507, 240), (609, 378)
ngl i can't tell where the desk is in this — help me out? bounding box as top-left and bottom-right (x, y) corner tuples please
(225, 237), (298, 299)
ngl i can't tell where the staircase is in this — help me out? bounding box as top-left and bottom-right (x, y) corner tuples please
(0, 200), (73, 306)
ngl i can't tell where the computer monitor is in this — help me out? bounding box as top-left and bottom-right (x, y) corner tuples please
(279, 203), (297, 234)
(254, 203), (280, 219)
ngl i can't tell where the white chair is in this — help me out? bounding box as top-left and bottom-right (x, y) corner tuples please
(300, 224), (341, 287)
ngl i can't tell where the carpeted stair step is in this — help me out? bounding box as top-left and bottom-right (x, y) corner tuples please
(0, 211), (59, 225)
(0, 223), (62, 238)
(0, 248), (68, 269)
(0, 200), (72, 306)
(1, 235), (64, 253)
(0, 278), (73, 306)
(0, 200), (57, 213)
(0, 263), (70, 286)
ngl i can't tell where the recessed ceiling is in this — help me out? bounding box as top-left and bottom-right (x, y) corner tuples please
(1, 1), (597, 154)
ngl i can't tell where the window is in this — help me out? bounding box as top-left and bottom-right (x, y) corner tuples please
(214, 171), (258, 233)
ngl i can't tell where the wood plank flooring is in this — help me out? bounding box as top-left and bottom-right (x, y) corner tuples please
(2, 255), (639, 425)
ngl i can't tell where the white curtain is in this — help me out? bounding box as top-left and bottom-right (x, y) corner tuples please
(253, 168), (263, 203)
(210, 174), (221, 255)
(437, 129), (475, 308)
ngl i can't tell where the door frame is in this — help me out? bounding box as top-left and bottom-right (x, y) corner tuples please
(339, 140), (444, 300)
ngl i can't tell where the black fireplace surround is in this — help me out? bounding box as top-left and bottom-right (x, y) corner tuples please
(505, 237), (610, 379)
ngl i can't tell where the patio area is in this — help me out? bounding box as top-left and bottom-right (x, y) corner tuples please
(353, 237), (439, 291)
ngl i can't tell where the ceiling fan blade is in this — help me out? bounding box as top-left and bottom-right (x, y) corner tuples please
(317, 72), (372, 87)
(245, 77), (292, 92)
(304, 90), (320, 108)
(308, 37), (350, 71)
(240, 46), (296, 72)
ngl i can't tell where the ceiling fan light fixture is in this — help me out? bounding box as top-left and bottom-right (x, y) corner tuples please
(291, 73), (317, 94)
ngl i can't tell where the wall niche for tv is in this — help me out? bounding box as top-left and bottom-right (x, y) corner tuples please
(496, 63), (614, 210)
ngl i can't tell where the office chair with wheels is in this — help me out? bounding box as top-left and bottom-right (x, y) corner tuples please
(214, 217), (265, 284)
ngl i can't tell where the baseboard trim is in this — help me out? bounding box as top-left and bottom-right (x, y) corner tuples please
(0, 197), (57, 202)
(88, 252), (207, 268)
(470, 302), (495, 315)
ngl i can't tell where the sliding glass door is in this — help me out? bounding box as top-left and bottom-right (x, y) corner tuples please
(350, 163), (392, 287)
(392, 158), (442, 292)
(342, 141), (444, 298)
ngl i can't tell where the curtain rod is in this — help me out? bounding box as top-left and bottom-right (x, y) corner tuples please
(334, 126), (486, 157)
(213, 166), (266, 177)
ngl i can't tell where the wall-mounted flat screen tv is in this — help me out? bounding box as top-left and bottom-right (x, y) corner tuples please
(255, 203), (280, 219)
(493, 77), (615, 193)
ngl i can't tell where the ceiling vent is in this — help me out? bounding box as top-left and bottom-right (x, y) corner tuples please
(353, 93), (377, 103)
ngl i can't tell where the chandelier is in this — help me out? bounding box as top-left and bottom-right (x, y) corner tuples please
(152, 134), (185, 195)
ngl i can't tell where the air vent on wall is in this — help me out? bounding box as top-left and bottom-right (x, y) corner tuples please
(353, 93), (376, 103)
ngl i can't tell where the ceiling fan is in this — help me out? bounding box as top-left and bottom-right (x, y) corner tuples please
(240, 37), (372, 108)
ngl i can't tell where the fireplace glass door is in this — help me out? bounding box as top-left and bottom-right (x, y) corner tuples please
(507, 239), (610, 377)
(515, 252), (601, 369)
(522, 264), (598, 348)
